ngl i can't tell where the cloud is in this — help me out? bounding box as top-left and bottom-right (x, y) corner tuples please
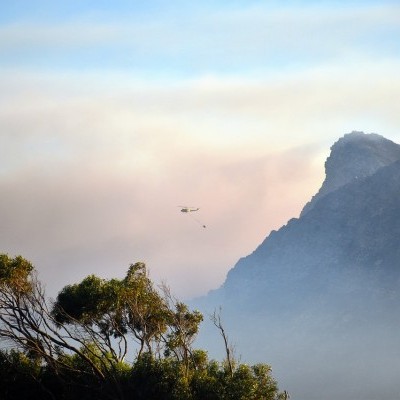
(1, 57), (400, 298)
(0, 140), (322, 299)
(0, 72), (324, 298)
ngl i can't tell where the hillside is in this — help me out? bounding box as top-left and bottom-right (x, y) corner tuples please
(194, 131), (400, 400)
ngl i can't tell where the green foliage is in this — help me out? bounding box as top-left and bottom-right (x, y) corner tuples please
(52, 274), (120, 325)
(122, 263), (170, 351)
(252, 363), (280, 400)
(130, 353), (192, 400)
(0, 349), (47, 400)
(190, 359), (225, 400)
(59, 341), (113, 374)
(164, 302), (203, 362)
(0, 254), (285, 400)
(0, 254), (34, 293)
(52, 262), (170, 350)
(223, 363), (279, 400)
(0, 347), (283, 400)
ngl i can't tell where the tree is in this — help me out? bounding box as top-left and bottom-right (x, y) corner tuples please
(122, 263), (170, 357)
(52, 274), (129, 363)
(161, 284), (203, 376)
(211, 308), (235, 378)
(0, 254), (121, 398)
(0, 254), (34, 296)
(0, 254), (286, 400)
(52, 262), (171, 360)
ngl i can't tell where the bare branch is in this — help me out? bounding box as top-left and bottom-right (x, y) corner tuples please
(210, 307), (235, 378)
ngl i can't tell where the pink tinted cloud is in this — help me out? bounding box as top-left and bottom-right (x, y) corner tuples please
(0, 139), (323, 299)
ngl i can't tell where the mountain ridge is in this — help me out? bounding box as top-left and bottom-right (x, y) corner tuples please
(194, 131), (400, 400)
(301, 130), (400, 216)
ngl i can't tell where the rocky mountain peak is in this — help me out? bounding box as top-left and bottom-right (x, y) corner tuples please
(196, 131), (400, 400)
(301, 131), (400, 216)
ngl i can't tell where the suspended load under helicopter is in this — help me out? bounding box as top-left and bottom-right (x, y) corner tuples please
(178, 206), (206, 228)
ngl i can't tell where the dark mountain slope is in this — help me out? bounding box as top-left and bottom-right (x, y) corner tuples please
(194, 132), (400, 400)
(224, 157), (400, 299)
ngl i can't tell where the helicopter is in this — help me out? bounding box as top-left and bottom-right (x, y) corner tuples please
(178, 206), (206, 228)
(179, 206), (200, 213)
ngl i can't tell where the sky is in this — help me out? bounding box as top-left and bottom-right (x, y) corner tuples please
(1, 0), (400, 299)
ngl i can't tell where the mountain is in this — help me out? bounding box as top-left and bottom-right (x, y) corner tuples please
(301, 131), (400, 216)
(194, 131), (400, 400)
